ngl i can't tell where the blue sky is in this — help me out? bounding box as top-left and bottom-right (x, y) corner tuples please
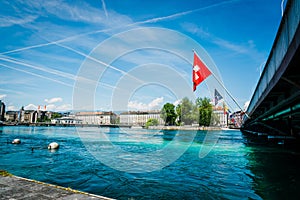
(0, 0), (284, 112)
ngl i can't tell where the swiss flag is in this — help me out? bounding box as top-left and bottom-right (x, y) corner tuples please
(193, 52), (212, 91)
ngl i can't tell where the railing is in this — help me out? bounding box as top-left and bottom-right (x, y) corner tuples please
(245, 0), (300, 121)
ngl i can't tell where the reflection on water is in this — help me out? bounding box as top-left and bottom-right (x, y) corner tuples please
(0, 126), (300, 199)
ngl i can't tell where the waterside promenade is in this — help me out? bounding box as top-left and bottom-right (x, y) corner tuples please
(1, 122), (231, 130)
(0, 170), (113, 200)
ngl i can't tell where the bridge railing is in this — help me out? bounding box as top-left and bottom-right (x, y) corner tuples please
(245, 0), (300, 122)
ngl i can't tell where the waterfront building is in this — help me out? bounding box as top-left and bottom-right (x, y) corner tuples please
(5, 111), (18, 122)
(213, 106), (228, 127)
(23, 110), (38, 123)
(119, 110), (164, 126)
(18, 106), (38, 123)
(51, 117), (82, 125)
(0, 100), (5, 121)
(75, 111), (117, 125)
(18, 106), (25, 122)
(228, 111), (243, 128)
(37, 110), (53, 122)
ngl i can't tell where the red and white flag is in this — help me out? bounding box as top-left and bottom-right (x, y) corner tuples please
(193, 52), (212, 91)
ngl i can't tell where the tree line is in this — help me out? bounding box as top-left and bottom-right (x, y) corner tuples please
(160, 97), (219, 126)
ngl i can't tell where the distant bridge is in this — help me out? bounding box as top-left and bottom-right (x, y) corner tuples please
(241, 0), (300, 142)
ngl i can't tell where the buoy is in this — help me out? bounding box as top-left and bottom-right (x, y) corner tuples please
(12, 139), (21, 144)
(48, 142), (59, 150)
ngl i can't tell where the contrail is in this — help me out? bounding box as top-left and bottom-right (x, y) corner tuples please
(54, 42), (145, 84)
(0, 0), (239, 55)
(101, 0), (108, 18)
(0, 56), (76, 80)
(0, 63), (73, 87)
(0, 55), (116, 90)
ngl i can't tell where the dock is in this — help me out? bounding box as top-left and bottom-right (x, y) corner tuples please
(0, 170), (113, 200)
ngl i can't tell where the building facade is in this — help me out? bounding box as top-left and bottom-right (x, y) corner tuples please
(51, 117), (82, 125)
(75, 111), (117, 125)
(213, 107), (229, 127)
(23, 110), (38, 123)
(119, 111), (164, 126)
(0, 100), (5, 121)
(5, 111), (18, 122)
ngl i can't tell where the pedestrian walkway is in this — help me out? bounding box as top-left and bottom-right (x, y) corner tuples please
(0, 170), (113, 200)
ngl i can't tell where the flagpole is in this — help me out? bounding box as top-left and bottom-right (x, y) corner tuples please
(192, 49), (249, 117)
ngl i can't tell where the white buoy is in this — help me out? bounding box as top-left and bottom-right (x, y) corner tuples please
(48, 142), (59, 150)
(12, 139), (21, 144)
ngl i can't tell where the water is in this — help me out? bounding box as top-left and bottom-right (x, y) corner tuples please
(1, 126), (300, 199)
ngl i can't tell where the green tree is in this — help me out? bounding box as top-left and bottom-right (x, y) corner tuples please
(161, 103), (177, 126)
(210, 112), (220, 126)
(175, 104), (182, 125)
(196, 97), (213, 126)
(51, 112), (62, 119)
(178, 97), (198, 125)
(145, 118), (159, 128)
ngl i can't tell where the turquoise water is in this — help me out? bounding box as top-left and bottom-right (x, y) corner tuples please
(1, 126), (300, 199)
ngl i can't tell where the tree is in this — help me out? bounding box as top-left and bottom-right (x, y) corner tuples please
(175, 104), (182, 125)
(196, 97), (213, 126)
(177, 97), (198, 125)
(161, 103), (177, 126)
(145, 118), (159, 128)
(51, 112), (62, 119)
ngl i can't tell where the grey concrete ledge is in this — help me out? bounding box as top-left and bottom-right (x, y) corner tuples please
(0, 173), (114, 200)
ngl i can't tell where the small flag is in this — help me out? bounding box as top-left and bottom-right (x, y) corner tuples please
(214, 89), (223, 105)
(193, 52), (212, 91)
(223, 103), (229, 115)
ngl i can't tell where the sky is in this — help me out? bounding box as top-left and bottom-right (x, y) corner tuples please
(0, 0), (285, 113)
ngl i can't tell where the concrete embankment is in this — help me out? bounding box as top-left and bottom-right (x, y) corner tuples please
(0, 170), (113, 200)
(148, 125), (223, 131)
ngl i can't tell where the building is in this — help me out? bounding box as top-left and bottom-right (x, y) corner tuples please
(51, 117), (82, 125)
(0, 100), (5, 121)
(75, 111), (117, 125)
(119, 110), (164, 126)
(228, 111), (243, 128)
(5, 111), (18, 122)
(23, 110), (38, 123)
(19, 106), (25, 122)
(213, 106), (229, 127)
(18, 107), (38, 123)
(37, 110), (52, 121)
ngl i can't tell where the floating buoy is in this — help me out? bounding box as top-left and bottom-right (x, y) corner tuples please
(12, 139), (21, 144)
(48, 142), (59, 150)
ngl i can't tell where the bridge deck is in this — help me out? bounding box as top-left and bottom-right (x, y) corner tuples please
(242, 0), (300, 138)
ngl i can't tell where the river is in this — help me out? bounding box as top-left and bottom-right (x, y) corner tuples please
(0, 126), (299, 199)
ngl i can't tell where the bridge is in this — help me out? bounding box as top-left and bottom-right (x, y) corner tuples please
(241, 0), (300, 143)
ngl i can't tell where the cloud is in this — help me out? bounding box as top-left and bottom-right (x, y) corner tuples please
(24, 103), (37, 110)
(8, 105), (18, 111)
(0, 94), (7, 99)
(182, 22), (250, 54)
(128, 97), (164, 111)
(244, 101), (250, 111)
(148, 97), (164, 108)
(133, 0), (238, 26)
(0, 63), (73, 87)
(45, 103), (72, 111)
(22, 102), (71, 111)
(0, 15), (37, 27)
(173, 99), (182, 106)
(56, 104), (72, 111)
(45, 97), (63, 104)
